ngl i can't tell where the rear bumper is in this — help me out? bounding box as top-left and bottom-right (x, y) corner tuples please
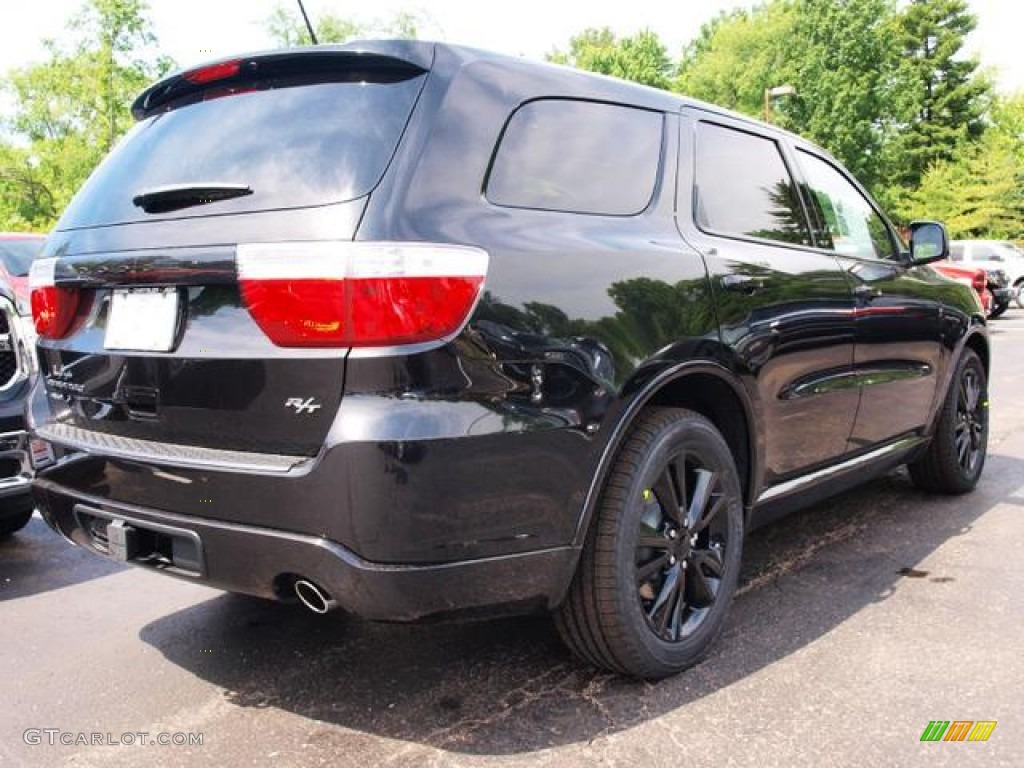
(33, 475), (578, 621)
(992, 287), (1015, 303)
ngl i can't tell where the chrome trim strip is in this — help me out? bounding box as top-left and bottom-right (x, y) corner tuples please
(35, 423), (308, 474)
(756, 436), (923, 504)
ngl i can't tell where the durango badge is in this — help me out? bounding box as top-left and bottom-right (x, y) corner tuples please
(285, 397), (322, 415)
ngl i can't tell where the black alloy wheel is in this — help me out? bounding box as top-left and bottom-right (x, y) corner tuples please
(555, 407), (743, 679)
(909, 348), (988, 494)
(636, 458), (729, 643)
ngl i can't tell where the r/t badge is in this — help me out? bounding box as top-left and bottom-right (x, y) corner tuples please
(285, 397), (322, 415)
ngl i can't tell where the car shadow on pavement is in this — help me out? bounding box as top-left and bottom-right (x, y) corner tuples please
(0, 513), (124, 601)
(138, 452), (1024, 756)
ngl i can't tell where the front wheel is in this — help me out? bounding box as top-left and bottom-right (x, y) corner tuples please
(909, 348), (988, 494)
(1015, 282), (1024, 310)
(555, 408), (744, 679)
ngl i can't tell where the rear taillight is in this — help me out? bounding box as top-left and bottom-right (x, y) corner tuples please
(972, 271), (987, 292)
(29, 258), (79, 339)
(236, 242), (489, 348)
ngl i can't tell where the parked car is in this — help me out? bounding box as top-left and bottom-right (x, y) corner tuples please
(0, 232), (45, 310)
(931, 261), (991, 314)
(0, 278), (44, 537)
(30, 41), (988, 678)
(985, 267), (1014, 318)
(949, 239), (1024, 309)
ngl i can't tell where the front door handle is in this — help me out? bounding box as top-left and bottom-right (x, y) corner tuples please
(853, 284), (882, 300)
(721, 274), (766, 293)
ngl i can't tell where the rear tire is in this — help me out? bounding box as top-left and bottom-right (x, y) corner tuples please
(989, 301), (1008, 319)
(555, 408), (743, 679)
(909, 348), (988, 494)
(0, 497), (34, 538)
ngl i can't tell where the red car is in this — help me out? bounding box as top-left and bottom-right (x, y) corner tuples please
(932, 260), (991, 314)
(0, 232), (45, 308)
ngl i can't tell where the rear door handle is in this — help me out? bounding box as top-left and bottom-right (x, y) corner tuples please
(721, 274), (766, 293)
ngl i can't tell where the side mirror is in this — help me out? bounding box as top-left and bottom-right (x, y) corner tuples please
(909, 220), (949, 264)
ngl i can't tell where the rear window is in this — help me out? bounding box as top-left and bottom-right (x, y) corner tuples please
(58, 75), (425, 229)
(486, 99), (663, 216)
(0, 239), (44, 276)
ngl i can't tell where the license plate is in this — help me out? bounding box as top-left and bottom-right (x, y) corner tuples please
(104, 288), (180, 352)
(29, 438), (55, 469)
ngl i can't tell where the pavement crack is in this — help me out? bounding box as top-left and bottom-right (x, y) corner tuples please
(736, 519), (869, 597)
(417, 663), (579, 749)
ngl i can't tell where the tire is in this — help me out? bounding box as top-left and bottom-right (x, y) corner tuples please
(989, 300), (1008, 319)
(1015, 281), (1024, 310)
(909, 348), (988, 494)
(0, 496), (34, 538)
(555, 407), (744, 679)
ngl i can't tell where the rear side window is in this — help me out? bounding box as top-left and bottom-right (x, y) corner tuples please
(949, 243), (965, 261)
(795, 149), (895, 260)
(694, 122), (811, 247)
(486, 99), (663, 216)
(59, 73), (425, 228)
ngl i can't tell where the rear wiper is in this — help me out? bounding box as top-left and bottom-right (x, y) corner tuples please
(132, 182), (253, 214)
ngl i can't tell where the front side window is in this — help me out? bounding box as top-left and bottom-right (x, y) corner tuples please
(486, 99), (663, 216)
(693, 122), (811, 246)
(796, 150), (895, 260)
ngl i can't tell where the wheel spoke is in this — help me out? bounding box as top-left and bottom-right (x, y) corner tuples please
(965, 374), (980, 411)
(685, 468), (716, 531)
(637, 534), (672, 550)
(648, 563), (682, 629)
(668, 581), (686, 641)
(653, 461), (685, 524)
(636, 553), (671, 583)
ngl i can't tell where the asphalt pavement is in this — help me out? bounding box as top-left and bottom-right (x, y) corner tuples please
(2, 315), (1023, 767)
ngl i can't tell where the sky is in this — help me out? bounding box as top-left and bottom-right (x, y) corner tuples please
(0, 0), (1020, 93)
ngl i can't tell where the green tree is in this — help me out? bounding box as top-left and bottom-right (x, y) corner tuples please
(781, 0), (903, 190)
(677, 4), (795, 117)
(887, 0), (990, 191)
(547, 28), (673, 90)
(905, 133), (1024, 238)
(0, 0), (172, 230)
(265, 4), (422, 46)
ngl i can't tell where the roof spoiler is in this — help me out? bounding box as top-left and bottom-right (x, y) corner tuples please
(132, 41), (435, 119)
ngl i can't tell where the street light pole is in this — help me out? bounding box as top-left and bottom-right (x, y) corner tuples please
(763, 84), (796, 123)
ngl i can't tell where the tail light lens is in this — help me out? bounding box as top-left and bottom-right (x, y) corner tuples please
(972, 271), (987, 292)
(29, 258), (80, 339)
(237, 242), (489, 348)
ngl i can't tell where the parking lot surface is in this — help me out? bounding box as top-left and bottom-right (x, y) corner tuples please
(3, 318), (1023, 767)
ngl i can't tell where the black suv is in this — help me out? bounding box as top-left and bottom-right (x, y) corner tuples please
(30, 41), (988, 678)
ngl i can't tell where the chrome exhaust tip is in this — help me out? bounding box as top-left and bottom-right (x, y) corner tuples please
(293, 579), (336, 614)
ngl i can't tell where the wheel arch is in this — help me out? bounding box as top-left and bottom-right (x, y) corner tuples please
(572, 361), (759, 548)
(964, 329), (989, 376)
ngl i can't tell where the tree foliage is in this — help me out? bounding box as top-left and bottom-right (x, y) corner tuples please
(0, 0), (172, 230)
(888, 0), (990, 189)
(265, 4), (422, 46)
(547, 28), (673, 90)
(677, 4), (795, 117)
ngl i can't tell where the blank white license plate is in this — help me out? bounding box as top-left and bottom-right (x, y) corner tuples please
(104, 288), (180, 352)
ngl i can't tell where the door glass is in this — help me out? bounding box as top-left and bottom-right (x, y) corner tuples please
(694, 122), (811, 246)
(796, 150), (895, 260)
